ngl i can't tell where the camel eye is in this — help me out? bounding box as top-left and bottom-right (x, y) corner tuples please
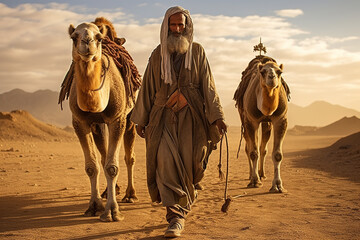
(72, 38), (78, 45)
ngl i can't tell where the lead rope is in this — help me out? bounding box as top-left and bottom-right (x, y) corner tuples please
(220, 127), (244, 213)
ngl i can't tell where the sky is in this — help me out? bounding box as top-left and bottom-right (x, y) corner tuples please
(1, 0), (360, 111)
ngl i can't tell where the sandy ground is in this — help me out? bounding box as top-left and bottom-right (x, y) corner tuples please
(0, 127), (359, 240)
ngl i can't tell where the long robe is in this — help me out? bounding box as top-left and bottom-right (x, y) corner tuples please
(131, 42), (224, 207)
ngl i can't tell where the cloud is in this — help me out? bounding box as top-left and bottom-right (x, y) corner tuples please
(0, 3), (359, 111)
(275, 9), (304, 18)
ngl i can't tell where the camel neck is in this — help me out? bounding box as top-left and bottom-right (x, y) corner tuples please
(75, 59), (102, 92)
(257, 86), (280, 116)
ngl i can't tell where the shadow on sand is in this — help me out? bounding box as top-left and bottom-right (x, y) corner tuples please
(288, 134), (360, 183)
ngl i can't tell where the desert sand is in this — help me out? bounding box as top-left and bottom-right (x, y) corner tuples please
(0, 111), (359, 240)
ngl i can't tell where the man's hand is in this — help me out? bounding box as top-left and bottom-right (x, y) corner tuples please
(136, 125), (145, 138)
(215, 119), (227, 135)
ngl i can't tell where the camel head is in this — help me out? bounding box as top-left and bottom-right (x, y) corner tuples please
(69, 22), (104, 62)
(258, 62), (283, 90)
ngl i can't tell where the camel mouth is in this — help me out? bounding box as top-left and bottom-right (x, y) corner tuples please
(77, 51), (97, 61)
(266, 82), (278, 89)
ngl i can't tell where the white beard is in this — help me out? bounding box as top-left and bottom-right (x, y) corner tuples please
(167, 33), (190, 54)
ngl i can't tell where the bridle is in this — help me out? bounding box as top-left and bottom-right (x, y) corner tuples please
(92, 53), (110, 92)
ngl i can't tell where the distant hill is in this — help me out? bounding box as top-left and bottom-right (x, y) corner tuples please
(329, 131), (360, 150)
(0, 89), (72, 127)
(1, 89), (360, 129)
(223, 101), (360, 128)
(0, 110), (76, 141)
(287, 116), (360, 136)
(287, 101), (360, 128)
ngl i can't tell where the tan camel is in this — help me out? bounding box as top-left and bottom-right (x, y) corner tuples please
(234, 56), (290, 193)
(65, 20), (138, 221)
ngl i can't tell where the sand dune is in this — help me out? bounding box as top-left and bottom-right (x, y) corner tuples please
(0, 110), (75, 142)
(291, 131), (360, 183)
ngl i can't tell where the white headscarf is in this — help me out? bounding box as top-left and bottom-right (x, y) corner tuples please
(160, 6), (193, 85)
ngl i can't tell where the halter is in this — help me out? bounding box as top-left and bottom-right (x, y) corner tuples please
(92, 54), (110, 92)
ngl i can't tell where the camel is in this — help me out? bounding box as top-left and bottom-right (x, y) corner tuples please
(61, 18), (139, 222)
(234, 56), (290, 193)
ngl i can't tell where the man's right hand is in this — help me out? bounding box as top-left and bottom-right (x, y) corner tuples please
(136, 125), (145, 138)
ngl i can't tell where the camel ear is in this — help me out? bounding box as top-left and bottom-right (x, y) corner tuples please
(115, 37), (126, 45)
(68, 24), (75, 37)
(279, 64), (283, 70)
(95, 33), (104, 41)
(258, 63), (265, 74)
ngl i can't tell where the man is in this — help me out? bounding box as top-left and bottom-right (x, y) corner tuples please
(131, 6), (227, 238)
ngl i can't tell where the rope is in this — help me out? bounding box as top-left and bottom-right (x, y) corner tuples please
(220, 128), (244, 213)
(92, 54), (110, 92)
(217, 132), (231, 213)
(102, 36), (141, 105)
(236, 125), (244, 159)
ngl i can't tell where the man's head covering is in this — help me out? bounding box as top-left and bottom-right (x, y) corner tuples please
(160, 6), (193, 85)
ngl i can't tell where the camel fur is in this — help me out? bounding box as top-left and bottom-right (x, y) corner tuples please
(67, 19), (138, 222)
(234, 56), (289, 193)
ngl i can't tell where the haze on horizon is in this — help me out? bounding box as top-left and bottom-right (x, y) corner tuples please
(0, 0), (359, 111)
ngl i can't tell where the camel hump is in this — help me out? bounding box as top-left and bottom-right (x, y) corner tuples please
(233, 55), (290, 110)
(93, 17), (126, 45)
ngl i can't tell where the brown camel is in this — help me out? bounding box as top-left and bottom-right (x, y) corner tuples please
(62, 19), (139, 222)
(234, 56), (290, 193)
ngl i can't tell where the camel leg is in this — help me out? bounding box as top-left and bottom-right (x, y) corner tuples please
(73, 119), (105, 217)
(100, 117), (126, 222)
(244, 120), (262, 188)
(245, 144), (252, 180)
(121, 115), (138, 203)
(259, 122), (272, 180)
(244, 125), (253, 180)
(92, 124), (120, 199)
(269, 117), (288, 193)
(240, 113), (252, 180)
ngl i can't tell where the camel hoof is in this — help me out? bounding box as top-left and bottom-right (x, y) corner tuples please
(269, 185), (287, 193)
(100, 210), (124, 222)
(121, 196), (138, 203)
(84, 200), (105, 217)
(100, 212), (113, 222)
(112, 211), (125, 221)
(260, 175), (267, 180)
(247, 181), (263, 188)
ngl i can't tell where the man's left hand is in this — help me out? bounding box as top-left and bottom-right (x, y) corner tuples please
(215, 119), (227, 135)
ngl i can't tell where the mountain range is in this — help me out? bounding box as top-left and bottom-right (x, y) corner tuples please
(1, 89), (360, 129)
(223, 101), (360, 128)
(0, 88), (72, 127)
(287, 116), (360, 136)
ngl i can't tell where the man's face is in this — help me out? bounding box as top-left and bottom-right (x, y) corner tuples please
(169, 13), (186, 36)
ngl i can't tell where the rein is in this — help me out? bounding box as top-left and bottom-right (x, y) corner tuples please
(92, 54), (110, 92)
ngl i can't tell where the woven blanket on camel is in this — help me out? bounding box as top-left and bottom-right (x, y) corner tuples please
(58, 36), (141, 109)
(233, 55), (291, 111)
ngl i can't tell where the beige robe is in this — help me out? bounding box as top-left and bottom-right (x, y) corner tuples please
(131, 42), (224, 207)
